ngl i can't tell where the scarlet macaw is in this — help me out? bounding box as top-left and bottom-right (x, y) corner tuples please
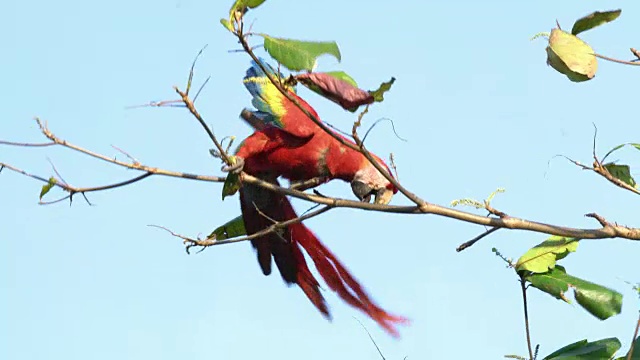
(234, 60), (398, 205)
(229, 60), (406, 336)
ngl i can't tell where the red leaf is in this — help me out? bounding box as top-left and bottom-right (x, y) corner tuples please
(296, 72), (374, 110)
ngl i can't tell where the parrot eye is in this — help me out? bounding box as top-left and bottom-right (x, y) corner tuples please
(351, 180), (375, 203)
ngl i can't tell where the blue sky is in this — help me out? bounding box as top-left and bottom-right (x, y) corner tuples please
(2, 0), (639, 359)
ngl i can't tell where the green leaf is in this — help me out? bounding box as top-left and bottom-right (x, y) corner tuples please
(571, 10), (622, 35)
(543, 337), (621, 359)
(515, 236), (579, 273)
(527, 266), (623, 320)
(527, 267), (571, 303)
(602, 143), (627, 162)
(39, 177), (57, 199)
(573, 281), (624, 320)
(261, 35), (341, 71)
(324, 71), (358, 88)
(544, 340), (589, 359)
(229, 0), (266, 19)
(602, 143), (640, 162)
(369, 77), (396, 102)
(546, 29), (597, 82)
(208, 215), (247, 240)
(220, 18), (233, 32)
(603, 163), (637, 188)
(222, 156), (241, 200)
(222, 172), (241, 200)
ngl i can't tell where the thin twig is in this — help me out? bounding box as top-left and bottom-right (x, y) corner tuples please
(152, 205), (333, 253)
(0, 140), (55, 147)
(193, 76), (211, 103)
(125, 99), (185, 109)
(457, 227), (501, 252)
(111, 145), (140, 165)
(33, 118), (225, 183)
(520, 275), (534, 360)
(354, 317), (386, 360)
(563, 127), (640, 196)
(46, 158), (69, 186)
(594, 53), (640, 66)
(174, 87), (231, 166)
(627, 312), (639, 360)
(1, 161), (154, 204)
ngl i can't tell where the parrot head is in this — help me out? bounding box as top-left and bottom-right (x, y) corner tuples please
(350, 161), (398, 205)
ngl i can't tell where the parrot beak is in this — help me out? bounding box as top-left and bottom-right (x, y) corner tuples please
(351, 180), (394, 205)
(374, 188), (394, 205)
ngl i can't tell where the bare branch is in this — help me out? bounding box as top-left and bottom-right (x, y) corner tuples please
(193, 76), (211, 103)
(241, 172), (640, 242)
(126, 99), (184, 109)
(0, 140), (55, 147)
(111, 145), (140, 165)
(456, 227), (501, 252)
(1, 160), (154, 204)
(174, 86), (232, 166)
(5, 117), (640, 244)
(0, 162), (59, 186)
(46, 158), (69, 186)
(151, 205), (333, 253)
(564, 127), (640, 196)
(595, 53), (640, 66)
(33, 117), (225, 183)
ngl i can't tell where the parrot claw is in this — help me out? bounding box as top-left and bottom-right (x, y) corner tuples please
(222, 156), (245, 174)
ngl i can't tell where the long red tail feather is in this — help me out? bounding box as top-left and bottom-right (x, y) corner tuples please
(280, 198), (408, 336)
(241, 182), (407, 336)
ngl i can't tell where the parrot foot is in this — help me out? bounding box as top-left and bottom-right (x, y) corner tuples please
(221, 156), (245, 174)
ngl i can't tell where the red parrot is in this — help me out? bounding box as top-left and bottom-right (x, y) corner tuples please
(234, 60), (398, 204)
(227, 60), (407, 336)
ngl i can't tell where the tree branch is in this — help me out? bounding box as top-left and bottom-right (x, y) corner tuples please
(0, 161), (154, 204)
(29, 118), (225, 183)
(564, 127), (640, 196)
(626, 311), (640, 360)
(4, 118), (640, 243)
(174, 86), (232, 166)
(152, 205), (332, 253)
(456, 227), (501, 252)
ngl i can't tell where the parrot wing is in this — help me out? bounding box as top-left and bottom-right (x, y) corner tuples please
(242, 59), (317, 140)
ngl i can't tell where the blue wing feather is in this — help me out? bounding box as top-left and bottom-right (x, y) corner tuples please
(242, 58), (296, 129)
